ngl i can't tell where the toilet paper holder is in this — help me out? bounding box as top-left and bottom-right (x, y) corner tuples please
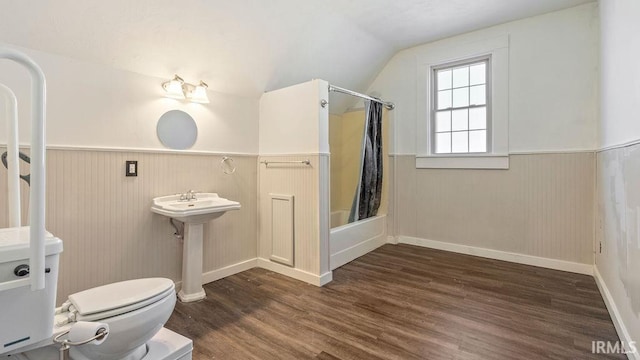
(53, 326), (109, 360)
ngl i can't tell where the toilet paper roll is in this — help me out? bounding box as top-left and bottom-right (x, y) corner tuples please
(68, 321), (109, 345)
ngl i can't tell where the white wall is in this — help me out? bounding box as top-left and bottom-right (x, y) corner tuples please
(259, 79), (329, 155)
(0, 43), (259, 154)
(363, 4), (600, 279)
(596, 0), (640, 353)
(368, 3), (599, 155)
(258, 79), (332, 284)
(599, 0), (640, 149)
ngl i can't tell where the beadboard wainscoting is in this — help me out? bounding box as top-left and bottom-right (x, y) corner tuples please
(394, 152), (596, 267)
(595, 142), (640, 356)
(0, 148), (257, 305)
(258, 154), (331, 286)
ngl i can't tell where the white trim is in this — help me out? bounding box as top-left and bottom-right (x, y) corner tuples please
(330, 229), (387, 270)
(257, 258), (333, 286)
(594, 267), (640, 360)
(174, 258), (258, 293)
(259, 152), (331, 157)
(318, 154), (332, 275)
(416, 35), (510, 168)
(510, 149), (596, 155)
(416, 155), (509, 169)
(387, 235), (398, 244)
(397, 236), (593, 275)
(391, 150), (597, 157)
(2, 143), (259, 156)
(598, 138), (640, 153)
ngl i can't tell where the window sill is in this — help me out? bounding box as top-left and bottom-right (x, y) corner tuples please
(416, 155), (509, 169)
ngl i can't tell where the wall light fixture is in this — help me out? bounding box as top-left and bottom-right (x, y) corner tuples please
(184, 81), (210, 104)
(161, 75), (209, 104)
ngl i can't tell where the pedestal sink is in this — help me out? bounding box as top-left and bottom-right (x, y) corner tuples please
(151, 192), (240, 302)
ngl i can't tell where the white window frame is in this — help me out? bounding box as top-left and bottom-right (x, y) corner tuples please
(431, 55), (492, 155)
(416, 35), (510, 169)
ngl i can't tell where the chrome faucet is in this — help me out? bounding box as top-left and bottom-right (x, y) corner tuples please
(178, 190), (198, 201)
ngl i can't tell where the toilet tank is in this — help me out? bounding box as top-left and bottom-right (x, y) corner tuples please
(0, 227), (63, 355)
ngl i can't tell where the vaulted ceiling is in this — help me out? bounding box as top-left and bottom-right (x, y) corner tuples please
(0, 0), (592, 106)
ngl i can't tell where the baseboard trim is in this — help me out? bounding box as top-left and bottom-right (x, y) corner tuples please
(594, 267), (639, 360)
(387, 235), (398, 244)
(397, 236), (593, 275)
(202, 258), (258, 284)
(257, 258), (332, 286)
(174, 258), (258, 293)
(330, 232), (387, 270)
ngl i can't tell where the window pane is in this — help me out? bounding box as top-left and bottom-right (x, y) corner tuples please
(469, 130), (487, 152)
(437, 90), (452, 109)
(452, 87), (469, 108)
(451, 109), (468, 131)
(452, 66), (469, 88)
(437, 70), (452, 90)
(470, 85), (486, 105)
(469, 107), (486, 130)
(436, 111), (451, 132)
(436, 132), (451, 153)
(470, 63), (486, 85)
(452, 132), (468, 153)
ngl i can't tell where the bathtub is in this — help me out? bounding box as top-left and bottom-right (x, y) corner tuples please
(329, 214), (387, 270)
(330, 209), (350, 228)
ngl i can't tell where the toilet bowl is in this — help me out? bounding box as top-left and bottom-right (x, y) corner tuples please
(17, 278), (179, 360)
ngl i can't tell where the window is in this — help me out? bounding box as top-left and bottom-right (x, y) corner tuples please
(433, 57), (490, 154)
(416, 35), (509, 169)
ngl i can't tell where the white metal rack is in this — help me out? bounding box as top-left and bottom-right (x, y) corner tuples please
(0, 48), (47, 291)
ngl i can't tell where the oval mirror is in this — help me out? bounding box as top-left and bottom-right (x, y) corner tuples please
(157, 110), (198, 150)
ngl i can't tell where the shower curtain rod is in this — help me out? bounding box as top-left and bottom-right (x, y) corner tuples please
(328, 84), (395, 110)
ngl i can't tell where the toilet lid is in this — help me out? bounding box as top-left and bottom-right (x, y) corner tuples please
(68, 278), (175, 316)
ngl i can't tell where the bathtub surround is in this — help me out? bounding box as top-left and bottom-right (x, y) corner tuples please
(329, 110), (390, 221)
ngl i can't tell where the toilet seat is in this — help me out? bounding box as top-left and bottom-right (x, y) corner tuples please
(62, 278), (175, 322)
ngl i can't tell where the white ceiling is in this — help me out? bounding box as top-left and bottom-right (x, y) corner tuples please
(0, 0), (592, 111)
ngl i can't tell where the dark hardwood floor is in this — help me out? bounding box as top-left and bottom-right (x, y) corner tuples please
(166, 244), (623, 359)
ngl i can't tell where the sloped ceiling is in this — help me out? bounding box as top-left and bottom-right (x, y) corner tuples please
(0, 0), (592, 112)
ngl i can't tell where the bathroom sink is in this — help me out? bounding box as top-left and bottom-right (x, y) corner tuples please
(151, 192), (240, 302)
(151, 193), (240, 224)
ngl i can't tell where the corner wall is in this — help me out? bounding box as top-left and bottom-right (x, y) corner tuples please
(595, 0), (640, 353)
(367, 4), (599, 269)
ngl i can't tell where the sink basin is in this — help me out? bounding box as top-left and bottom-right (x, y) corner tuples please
(151, 193), (241, 224)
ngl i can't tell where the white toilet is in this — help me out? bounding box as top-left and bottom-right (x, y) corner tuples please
(0, 227), (192, 360)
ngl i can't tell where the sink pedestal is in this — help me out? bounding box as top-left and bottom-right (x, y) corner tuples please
(178, 223), (206, 302)
(150, 192), (241, 303)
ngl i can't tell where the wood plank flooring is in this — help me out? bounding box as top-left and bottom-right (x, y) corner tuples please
(165, 244), (623, 359)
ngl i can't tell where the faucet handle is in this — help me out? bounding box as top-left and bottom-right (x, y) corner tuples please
(187, 190), (199, 200)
